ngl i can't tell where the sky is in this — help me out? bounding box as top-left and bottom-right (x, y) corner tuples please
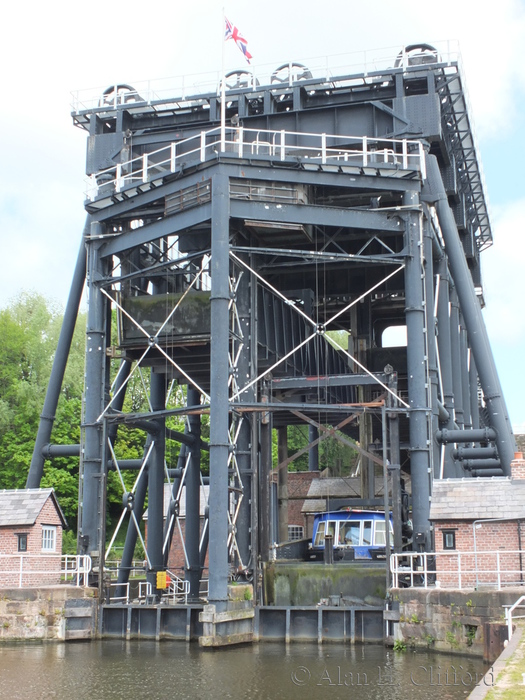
(0, 0), (524, 430)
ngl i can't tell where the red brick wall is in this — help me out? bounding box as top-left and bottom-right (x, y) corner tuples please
(434, 519), (525, 588)
(0, 496), (63, 587)
(287, 471), (320, 537)
(167, 517), (208, 579)
(511, 455), (525, 480)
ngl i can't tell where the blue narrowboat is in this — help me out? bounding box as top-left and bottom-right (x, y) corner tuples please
(309, 510), (393, 560)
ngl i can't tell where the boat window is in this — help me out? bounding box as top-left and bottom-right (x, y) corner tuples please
(339, 521), (360, 545)
(374, 520), (386, 545)
(362, 520), (372, 546)
(314, 521), (326, 547)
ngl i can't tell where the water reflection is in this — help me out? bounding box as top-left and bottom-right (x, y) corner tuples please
(0, 641), (490, 699)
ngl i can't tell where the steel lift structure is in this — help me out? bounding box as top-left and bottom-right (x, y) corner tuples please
(27, 44), (515, 624)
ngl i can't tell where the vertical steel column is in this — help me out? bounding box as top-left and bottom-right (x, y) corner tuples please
(208, 172), (231, 605)
(308, 425), (319, 471)
(428, 155), (516, 472)
(450, 287), (464, 429)
(235, 259), (255, 572)
(404, 192), (431, 549)
(470, 355), (481, 432)
(27, 224), (89, 488)
(80, 224), (107, 558)
(277, 426), (288, 543)
(436, 257), (458, 477)
(147, 370), (166, 599)
(185, 387), (202, 600)
(423, 219), (439, 477)
(387, 372), (403, 553)
(259, 386), (271, 566)
(459, 315), (472, 432)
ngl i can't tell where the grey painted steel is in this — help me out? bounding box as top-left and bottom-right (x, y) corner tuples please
(185, 388), (202, 600)
(449, 287), (465, 429)
(308, 425), (319, 472)
(115, 461), (149, 598)
(80, 226), (107, 556)
(424, 219), (440, 478)
(470, 354), (481, 432)
(41, 444), (81, 458)
(427, 154), (516, 473)
(463, 459), (501, 470)
(26, 230), (88, 488)
(235, 259), (255, 572)
(147, 371), (166, 599)
(277, 427), (288, 543)
(460, 316), (472, 430)
(437, 428), (497, 444)
(453, 447), (499, 460)
(435, 257), (457, 476)
(259, 386), (272, 566)
(403, 191), (431, 549)
(208, 172), (231, 604)
(387, 373), (403, 553)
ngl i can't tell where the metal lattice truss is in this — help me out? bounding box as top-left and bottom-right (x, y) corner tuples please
(97, 254), (212, 423)
(229, 252), (409, 409)
(105, 439), (154, 567)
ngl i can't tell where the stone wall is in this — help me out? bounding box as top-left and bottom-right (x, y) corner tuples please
(393, 587), (520, 657)
(0, 586), (96, 642)
(265, 561), (386, 606)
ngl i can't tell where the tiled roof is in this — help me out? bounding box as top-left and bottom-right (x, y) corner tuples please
(0, 488), (67, 528)
(429, 477), (525, 521)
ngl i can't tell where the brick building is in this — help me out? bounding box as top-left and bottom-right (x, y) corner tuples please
(0, 489), (67, 587)
(430, 454), (525, 588)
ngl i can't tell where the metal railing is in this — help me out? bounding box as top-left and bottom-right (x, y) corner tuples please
(504, 595), (525, 640)
(391, 550), (525, 591)
(71, 41), (461, 115)
(0, 554), (91, 588)
(85, 125), (426, 202)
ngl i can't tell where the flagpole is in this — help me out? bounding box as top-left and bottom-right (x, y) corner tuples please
(220, 8), (226, 152)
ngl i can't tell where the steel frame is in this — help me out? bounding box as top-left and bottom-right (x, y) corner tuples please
(27, 46), (515, 608)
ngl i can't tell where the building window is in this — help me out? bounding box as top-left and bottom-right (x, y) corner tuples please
(288, 525), (304, 541)
(442, 529), (456, 550)
(42, 525), (57, 552)
(16, 533), (28, 552)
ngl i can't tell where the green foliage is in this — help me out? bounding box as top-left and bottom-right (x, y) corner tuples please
(393, 639), (406, 652)
(465, 624), (477, 646)
(0, 294), (85, 528)
(446, 630), (459, 648)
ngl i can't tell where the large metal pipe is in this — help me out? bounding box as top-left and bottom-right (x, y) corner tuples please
(403, 190), (431, 549)
(463, 459), (501, 470)
(27, 225), (89, 488)
(425, 154), (516, 473)
(437, 428), (497, 444)
(453, 447), (499, 460)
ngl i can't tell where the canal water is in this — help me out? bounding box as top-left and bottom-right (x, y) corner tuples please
(0, 640), (491, 699)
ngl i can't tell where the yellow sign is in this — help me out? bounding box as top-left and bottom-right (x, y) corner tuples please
(156, 571), (167, 589)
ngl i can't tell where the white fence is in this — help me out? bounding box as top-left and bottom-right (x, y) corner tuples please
(85, 125), (426, 202)
(391, 550), (525, 590)
(0, 554), (91, 588)
(106, 569), (190, 605)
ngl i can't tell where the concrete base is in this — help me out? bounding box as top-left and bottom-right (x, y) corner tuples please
(198, 585), (255, 647)
(199, 604), (254, 647)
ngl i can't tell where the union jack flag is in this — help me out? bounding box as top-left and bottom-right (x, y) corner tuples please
(224, 17), (252, 63)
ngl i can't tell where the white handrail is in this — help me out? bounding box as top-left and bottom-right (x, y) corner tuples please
(391, 550), (525, 591)
(86, 125), (426, 202)
(504, 595), (525, 640)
